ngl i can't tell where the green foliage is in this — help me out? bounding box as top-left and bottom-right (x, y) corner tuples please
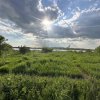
(0, 35), (12, 56)
(86, 49), (92, 53)
(42, 47), (53, 53)
(12, 62), (27, 74)
(1, 43), (12, 51)
(0, 66), (9, 74)
(0, 50), (100, 99)
(19, 46), (30, 54)
(0, 75), (100, 100)
(95, 46), (100, 53)
(0, 35), (5, 44)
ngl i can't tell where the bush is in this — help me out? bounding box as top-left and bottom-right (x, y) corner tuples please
(95, 46), (100, 53)
(0, 35), (12, 56)
(0, 35), (5, 45)
(19, 46), (30, 54)
(86, 49), (92, 53)
(42, 47), (53, 53)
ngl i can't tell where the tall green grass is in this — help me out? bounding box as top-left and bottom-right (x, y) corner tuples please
(0, 51), (100, 99)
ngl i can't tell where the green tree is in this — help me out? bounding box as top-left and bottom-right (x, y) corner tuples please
(0, 35), (12, 56)
(1, 43), (12, 52)
(0, 35), (5, 44)
(95, 46), (100, 53)
(19, 46), (30, 54)
(42, 47), (53, 53)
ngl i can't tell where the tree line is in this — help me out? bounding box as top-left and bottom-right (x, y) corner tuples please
(0, 35), (100, 55)
(0, 35), (53, 55)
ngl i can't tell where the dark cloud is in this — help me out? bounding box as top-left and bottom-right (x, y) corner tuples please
(44, 6), (59, 20)
(0, 0), (60, 36)
(0, 0), (100, 40)
(74, 8), (100, 38)
(47, 26), (75, 38)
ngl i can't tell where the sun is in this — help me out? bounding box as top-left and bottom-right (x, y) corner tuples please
(42, 18), (52, 31)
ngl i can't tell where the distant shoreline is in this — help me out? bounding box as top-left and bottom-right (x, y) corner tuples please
(13, 47), (94, 52)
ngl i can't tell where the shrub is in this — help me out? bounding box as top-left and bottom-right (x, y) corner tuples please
(42, 47), (53, 53)
(86, 49), (92, 53)
(0, 35), (12, 56)
(95, 46), (100, 53)
(0, 35), (5, 45)
(19, 46), (30, 54)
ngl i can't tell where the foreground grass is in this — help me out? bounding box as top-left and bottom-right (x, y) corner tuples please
(0, 74), (100, 100)
(0, 51), (100, 100)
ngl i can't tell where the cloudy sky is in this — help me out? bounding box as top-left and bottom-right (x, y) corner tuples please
(0, 0), (100, 48)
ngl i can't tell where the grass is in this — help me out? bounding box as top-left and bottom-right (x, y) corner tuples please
(0, 51), (100, 99)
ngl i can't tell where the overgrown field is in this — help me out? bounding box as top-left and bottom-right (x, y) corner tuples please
(0, 51), (100, 100)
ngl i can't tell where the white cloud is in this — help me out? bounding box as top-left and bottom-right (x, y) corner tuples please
(37, 0), (44, 12)
(72, 38), (100, 49)
(67, 12), (80, 24)
(34, 37), (100, 49)
(0, 18), (40, 47)
(56, 11), (80, 27)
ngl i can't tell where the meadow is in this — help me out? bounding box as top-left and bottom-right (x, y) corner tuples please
(0, 51), (100, 100)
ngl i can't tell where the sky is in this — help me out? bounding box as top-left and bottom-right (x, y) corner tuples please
(0, 0), (100, 48)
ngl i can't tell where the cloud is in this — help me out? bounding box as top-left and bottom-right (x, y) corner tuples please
(71, 38), (100, 49)
(34, 37), (100, 49)
(73, 8), (100, 38)
(0, 0), (100, 48)
(55, 6), (100, 39)
(0, 0), (74, 39)
(0, 0), (60, 36)
(0, 18), (41, 47)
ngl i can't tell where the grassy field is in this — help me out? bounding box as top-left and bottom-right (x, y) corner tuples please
(0, 51), (100, 100)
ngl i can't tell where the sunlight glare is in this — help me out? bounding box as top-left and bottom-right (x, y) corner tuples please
(42, 18), (53, 31)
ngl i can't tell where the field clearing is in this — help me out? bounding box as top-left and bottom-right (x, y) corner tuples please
(0, 51), (100, 100)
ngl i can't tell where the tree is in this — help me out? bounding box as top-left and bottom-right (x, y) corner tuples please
(1, 43), (12, 51)
(19, 46), (30, 54)
(0, 35), (5, 45)
(95, 46), (100, 53)
(42, 47), (53, 53)
(0, 35), (12, 56)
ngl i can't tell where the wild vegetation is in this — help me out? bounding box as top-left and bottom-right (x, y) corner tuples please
(0, 35), (12, 56)
(42, 47), (53, 53)
(19, 46), (30, 54)
(0, 35), (100, 100)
